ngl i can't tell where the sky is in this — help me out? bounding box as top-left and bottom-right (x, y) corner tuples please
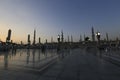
(0, 0), (120, 43)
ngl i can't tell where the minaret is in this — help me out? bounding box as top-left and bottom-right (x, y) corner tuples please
(92, 27), (95, 41)
(11, 40), (13, 43)
(21, 41), (23, 45)
(51, 37), (53, 43)
(39, 37), (41, 44)
(6, 29), (12, 43)
(71, 35), (73, 43)
(28, 34), (31, 45)
(61, 30), (64, 43)
(79, 35), (82, 42)
(106, 33), (109, 41)
(46, 39), (47, 44)
(33, 29), (36, 45)
(116, 37), (119, 41)
(84, 34), (86, 41)
(68, 35), (69, 43)
(65, 39), (66, 43)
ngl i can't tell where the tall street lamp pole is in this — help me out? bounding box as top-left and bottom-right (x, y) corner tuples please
(96, 32), (101, 45)
(57, 35), (60, 52)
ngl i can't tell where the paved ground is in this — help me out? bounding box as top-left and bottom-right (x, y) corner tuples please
(1, 48), (120, 80)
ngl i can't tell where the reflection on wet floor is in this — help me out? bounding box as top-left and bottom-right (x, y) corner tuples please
(0, 49), (58, 70)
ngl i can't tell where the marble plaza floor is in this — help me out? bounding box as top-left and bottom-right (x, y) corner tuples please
(0, 49), (120, 80)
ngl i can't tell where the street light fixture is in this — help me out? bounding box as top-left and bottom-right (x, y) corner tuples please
(96, 32), (100, 41)
(57, 35), (60, 43)
(57, 34), (61, 52)
(96, 32), (101, 45)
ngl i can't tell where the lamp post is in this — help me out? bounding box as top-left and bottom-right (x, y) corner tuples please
(57, 35), (60, 43)
(96, 32), (101, 45)
(57, 35), (60, 52)
(96, 32), (101, 57)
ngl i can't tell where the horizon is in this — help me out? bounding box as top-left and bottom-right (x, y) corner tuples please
(0, 0), (120, 43)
